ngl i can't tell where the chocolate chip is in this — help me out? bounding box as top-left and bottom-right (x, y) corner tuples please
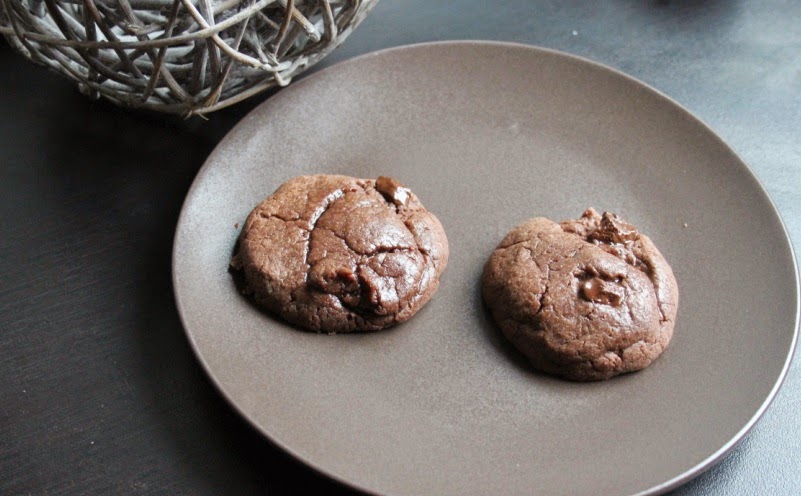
(376, 176), (410, 206)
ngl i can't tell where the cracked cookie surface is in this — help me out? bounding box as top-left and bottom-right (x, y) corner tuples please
(481, 208), (678, 381)
(231, 174), (449, 333)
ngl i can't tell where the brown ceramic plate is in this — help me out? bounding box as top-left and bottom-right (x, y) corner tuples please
(173, 41), (799, 495)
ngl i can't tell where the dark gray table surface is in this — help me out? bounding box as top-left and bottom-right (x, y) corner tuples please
(2, 1), (799, 494)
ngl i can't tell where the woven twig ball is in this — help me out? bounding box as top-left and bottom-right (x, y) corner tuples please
(0, 0), (377, 115)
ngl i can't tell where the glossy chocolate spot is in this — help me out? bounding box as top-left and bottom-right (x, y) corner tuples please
(580, 277), (623, 307)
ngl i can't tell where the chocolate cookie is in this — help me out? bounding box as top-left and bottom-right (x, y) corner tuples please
(231, 174), (449, 333)
(482, 209), (678, 381)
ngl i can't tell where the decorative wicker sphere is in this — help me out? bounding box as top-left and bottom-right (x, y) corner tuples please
(0, 0), (378, 115)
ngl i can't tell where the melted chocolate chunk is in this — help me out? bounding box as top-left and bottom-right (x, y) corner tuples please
(591, 212), (640, 244)
(580, 277), (623, 307)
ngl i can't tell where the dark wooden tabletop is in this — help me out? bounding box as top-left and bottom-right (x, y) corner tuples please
(2, 1), (800, 494)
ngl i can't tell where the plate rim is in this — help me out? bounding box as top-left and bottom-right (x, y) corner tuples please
(172, 39), (800, 496)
